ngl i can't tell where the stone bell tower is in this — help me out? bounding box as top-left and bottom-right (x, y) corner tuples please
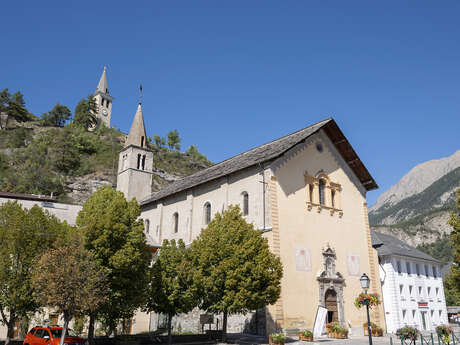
(116, 102), (153, 202)
(93, 66), (114, 128)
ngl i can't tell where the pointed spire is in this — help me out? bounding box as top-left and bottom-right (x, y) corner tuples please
(126, 103), (148, 148)
(96, 66), (109, 94)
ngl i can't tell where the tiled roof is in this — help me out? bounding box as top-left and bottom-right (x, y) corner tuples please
(141, 117), (378, 205)
(371, 231), (442, 263)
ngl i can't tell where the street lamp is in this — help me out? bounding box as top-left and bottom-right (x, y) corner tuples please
(360, 273), (373, 345)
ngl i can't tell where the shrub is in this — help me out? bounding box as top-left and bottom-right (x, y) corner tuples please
(301, 330), (313, 337)
(270, 333), (286, 342)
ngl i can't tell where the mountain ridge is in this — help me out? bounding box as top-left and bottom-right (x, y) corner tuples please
(370, 150), (460, 212)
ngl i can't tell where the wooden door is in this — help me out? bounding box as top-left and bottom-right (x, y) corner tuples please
(325, 289), (338, 323)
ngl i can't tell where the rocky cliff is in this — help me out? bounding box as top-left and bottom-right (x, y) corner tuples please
(0, 123), (212, 205)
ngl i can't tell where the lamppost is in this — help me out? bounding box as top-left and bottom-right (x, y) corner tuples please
(360, 273), (373, 345)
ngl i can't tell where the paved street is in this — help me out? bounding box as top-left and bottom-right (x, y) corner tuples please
(219, 334), (394, 345)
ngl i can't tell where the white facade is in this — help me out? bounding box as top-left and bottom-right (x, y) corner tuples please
(0, 196), (82, 225)
(379, 255), (448, 333)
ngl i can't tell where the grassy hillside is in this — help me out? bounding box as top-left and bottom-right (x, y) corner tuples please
(0, 124), (212, 203)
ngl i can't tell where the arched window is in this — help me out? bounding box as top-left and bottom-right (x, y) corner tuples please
(319, 179), (326, 205)
(331, 190), (335, 208)
(309, 184), (314, 203)
(242, 192), (249, 216)
(144, 219), (150, 233)
(204, 202), (211, 225)
(137, 154), (141, 169)
(141, 155), (146, 170)
(173, 212), (179, 233)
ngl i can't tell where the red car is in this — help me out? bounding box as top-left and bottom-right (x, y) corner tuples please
(23, 326), (85, 345)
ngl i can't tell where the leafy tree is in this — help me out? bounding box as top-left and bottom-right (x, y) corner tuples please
(186, 145), (210, 164)
(41, 103), (72, 127)
(191, 205), (283, 342)
(445, 188), (460, 305)
(145, 239), (197, 345)
(32, 236), (107, 345)
(0, 89), (33, 128)
(76, 186), (150, 342)
(0, 202), (68, 345)
(167, 130), (180, 151)
(73, 95), (98, 130)
(154, 135), (166, 148)
(51, 127), (80, 174)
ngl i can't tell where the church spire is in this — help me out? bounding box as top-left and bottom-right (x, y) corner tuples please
(126, 103), (147, 148)
(96, 66), (109, 94)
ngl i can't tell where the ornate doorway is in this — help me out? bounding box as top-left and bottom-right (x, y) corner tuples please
(325, 289), (338, 323)
(317, 245), (345, 325)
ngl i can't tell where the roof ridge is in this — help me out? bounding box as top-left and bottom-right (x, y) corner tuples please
(141, 118), (331, 200)
(186, 117), (332, 174)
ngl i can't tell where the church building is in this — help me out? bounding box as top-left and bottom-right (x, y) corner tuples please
(117, 102), (386, 336)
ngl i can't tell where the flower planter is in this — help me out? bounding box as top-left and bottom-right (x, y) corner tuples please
(269, 334), (285, 345)
(372, 329), (383, 337)
(298, 332), (313, 341)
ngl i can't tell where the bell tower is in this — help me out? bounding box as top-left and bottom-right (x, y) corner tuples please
(93, 66), (114, 128)
(116, 102), (153, 202)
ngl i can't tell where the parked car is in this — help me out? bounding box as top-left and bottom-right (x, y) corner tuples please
(23, 326), (85, 345)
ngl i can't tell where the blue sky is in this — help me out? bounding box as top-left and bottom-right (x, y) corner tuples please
(2, 1), (459, 205)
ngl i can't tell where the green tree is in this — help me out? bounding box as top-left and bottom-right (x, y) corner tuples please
(445, 188), (460, 305)
(167, 130), (180, 151)
(0, 202), (68, 345)
(186, 145), (210, 164)
(73, 95), (98, 130)
(191, 205), (283, 342)
(32, 236), (107, 345)
(0, 89), (33, 128)
(145, 239), (197, 345)
(154, 135), (166, 148)
(76, 186), (150, 342)
(41, 103), (72, 127)
(51, 127), (80, 174)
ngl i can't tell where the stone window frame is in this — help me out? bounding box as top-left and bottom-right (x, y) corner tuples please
(204, 202), (211, 225)
(172, 212), (179, 233)
(242, 191), (249, 216)
(305, 172), (343, 217)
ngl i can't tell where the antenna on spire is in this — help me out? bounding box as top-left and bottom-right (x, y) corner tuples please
(139, 83), (143, 104)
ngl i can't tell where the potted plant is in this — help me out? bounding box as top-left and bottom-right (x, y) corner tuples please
(269, 333), (286, 345)
(299, 330), (313, 341)
(354, 293), (381, 309)
(436, 325), (453, 344)
(396, 326), (419, 344)
(363, 322), (383, 336)
(371, 323), (383, 337)
(329, 321), (348, 339)
(326, 322), (332, 337)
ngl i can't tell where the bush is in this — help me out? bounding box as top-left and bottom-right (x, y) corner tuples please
(270, 333), (286, 342)
(301, 330), (313, 337)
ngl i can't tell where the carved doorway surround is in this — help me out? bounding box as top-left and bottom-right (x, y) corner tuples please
(317, 245), (345, 326)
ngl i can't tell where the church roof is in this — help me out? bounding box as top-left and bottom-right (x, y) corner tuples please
(371, 231), (442, 263)
(96, 66), (109, 94)
(141, 118), (378, 205)
(125, 103), (147, 148)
